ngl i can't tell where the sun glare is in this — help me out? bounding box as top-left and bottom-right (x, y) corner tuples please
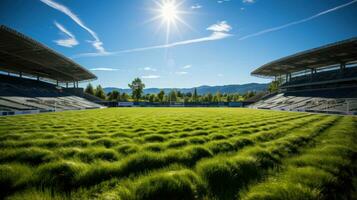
(147, 0), (191, 44)
(160, 2), (178, 22)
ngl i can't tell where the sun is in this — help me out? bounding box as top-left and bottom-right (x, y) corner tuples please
(147, 0), (191, 44)
(160, 1), (178, 23)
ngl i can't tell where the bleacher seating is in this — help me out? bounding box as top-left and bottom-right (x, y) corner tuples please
(248, 87), (357, 115)
(0, 74), (104, 114)
(282, 66), (357, 88)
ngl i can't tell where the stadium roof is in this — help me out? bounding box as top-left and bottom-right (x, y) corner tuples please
(251, 37), (357, 78)
(0, 25), (96, 82)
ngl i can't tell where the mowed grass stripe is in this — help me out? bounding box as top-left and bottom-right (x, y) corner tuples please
(0, 108), (354, 200)
(63, 115), (339, 200)
(239, 117), (356, 200)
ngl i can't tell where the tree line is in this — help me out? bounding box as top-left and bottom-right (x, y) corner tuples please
(84, 77), (270, 103)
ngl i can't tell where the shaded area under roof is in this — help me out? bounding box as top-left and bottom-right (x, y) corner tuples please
(0, 25), (96, 82)
(251, 37), (357, 78)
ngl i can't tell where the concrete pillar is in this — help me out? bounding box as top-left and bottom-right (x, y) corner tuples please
(37, 76), (40, 81)
(66, 82), (68, 88)
(19, 72), (22, 78)
(340, 62), (346, 71)
(56, 80), (58, 86)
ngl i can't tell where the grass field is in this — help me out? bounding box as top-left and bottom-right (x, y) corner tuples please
(0, 108), (356, 200)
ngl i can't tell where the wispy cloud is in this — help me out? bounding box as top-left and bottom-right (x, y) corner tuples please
(90, 68), (118, 71)
(176, 71), (188, 75)
(218, 73), (224, 77)
(53, 21), (78, 47)
(40, 0), (107, 54)
(183, 64), (192, 69)
(239, 0), (357, 40)
(242, 0), (255, 3)
(141, 75), (160, 79)
(191, 4), (202, 9)
(217, 0), (231, 3)
(74, 21), (233, 58)
(207, 21), (232, 32)
(141, 67), (157, 71)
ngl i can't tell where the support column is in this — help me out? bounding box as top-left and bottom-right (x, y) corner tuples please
(56, 80), (59, 86)
(66, 82), (68, 88)
(340, 62), (346, 71)
(19, 72), (22, 78)
(37, 76), (40, 81)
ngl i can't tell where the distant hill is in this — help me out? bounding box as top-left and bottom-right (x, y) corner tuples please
(104, 83), (268, 95)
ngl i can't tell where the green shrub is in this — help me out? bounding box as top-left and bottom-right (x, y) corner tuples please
(144, 134), (166, 142)
(241, 181), (320, 200)
(206, 141), (234, 154)
(92, 138), (117, 148)
(133, 169), (205, 200)
(196, 156), (259, 199)
(0, 148), (54, 165)
(167, 139), (188, 148)
(0, 163), (32, 197)
(116, 143), (140, 155)
(34, 160), (87, 191)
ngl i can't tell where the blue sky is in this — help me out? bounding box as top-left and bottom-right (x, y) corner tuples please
(1, 0), (357, 88)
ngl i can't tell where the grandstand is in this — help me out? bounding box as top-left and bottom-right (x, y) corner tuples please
(0, 25), (104, 115)
(249, 37), (357, 115)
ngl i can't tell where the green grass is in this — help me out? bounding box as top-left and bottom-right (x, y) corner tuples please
(0, 108), (356, 200)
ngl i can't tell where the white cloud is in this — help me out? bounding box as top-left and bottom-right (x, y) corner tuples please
(243, 0), (255, 3)
(142, 67), (157, 71)
(218, 0), (230, 3)
(176, 71), (188, 75)
(90, 68), (118, 71)
(239, 0), (357, 40)
(40, 0), (106, 54)
(191, 4), (202, 9)
(74, 24), (233, 57)
(207, 21), (232, 32)
(141, 75), (160, 79)
(218, 73), (224, 77)
(53, 21), (78, 47)
(183, 64), (192, 69)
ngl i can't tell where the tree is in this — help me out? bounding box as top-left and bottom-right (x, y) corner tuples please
(108, 90), (120, 101)
(207, 93), (213, 103)
(128, 78), (145, 102)
(243, 91), (256, 100)
(95, 85), (106, 99)
(84, 83), (95, 95)
(121, 92), (129, 101)
(157, 90), (165, 103)
(149, 94), (156, 103)
(215, 91), (222, 102)
(268, 77), (283, 93)
(169, 90), (177, 102)
(192, 88), (198, 102)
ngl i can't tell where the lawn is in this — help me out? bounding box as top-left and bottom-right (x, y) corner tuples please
(0, 108), (356, 200)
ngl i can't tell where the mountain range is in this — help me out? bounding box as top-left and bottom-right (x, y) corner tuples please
(104, 83), (268, 95)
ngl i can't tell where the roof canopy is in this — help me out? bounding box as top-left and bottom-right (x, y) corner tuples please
(251, 37), (357, 78)
(0, 25), (96, 82)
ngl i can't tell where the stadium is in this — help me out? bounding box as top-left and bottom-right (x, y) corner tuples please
(0, 5), (357, 200)
(0, 25), (104, 116)
(249, 37), (357, 115)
